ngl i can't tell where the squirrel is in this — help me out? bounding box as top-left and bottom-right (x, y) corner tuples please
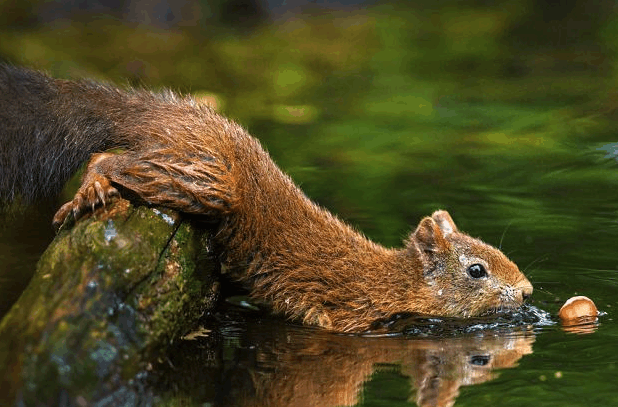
(0, 65), (533, 332)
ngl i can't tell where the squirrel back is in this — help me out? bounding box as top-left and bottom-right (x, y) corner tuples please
(0, 66), (533, 332)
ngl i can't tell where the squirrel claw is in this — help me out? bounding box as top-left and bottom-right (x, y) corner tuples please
(51, 176), (119, 230)
(52, 201), (75, 230)
(93, 180), (118, 205)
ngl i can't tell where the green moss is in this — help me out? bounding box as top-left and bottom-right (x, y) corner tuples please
(0, 200), (219, 404)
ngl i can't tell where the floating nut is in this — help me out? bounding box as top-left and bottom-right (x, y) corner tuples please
(558, 296), (598, 321)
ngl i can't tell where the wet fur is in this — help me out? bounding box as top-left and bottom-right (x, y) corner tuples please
(0, 65), (532, 332)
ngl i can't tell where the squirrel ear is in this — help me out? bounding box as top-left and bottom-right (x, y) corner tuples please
(431, 210), (458, 237)
(412, 216), (449, 253)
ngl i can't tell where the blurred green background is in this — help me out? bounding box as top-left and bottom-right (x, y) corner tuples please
(2, 1), (618, 406)
(1, 0), (618, 313)
(2, 0), (618, 313)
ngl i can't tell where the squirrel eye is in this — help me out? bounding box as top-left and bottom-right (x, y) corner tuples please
(467, 263), (487, 279)
(470, 355), (491, 366)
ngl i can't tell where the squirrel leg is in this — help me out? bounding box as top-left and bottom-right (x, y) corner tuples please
(53, 149), (236, 228)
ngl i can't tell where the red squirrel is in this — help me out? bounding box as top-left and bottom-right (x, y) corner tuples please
(0, 65), (532, 332)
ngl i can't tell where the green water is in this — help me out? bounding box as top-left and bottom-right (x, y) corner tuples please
(1, 0), (618, 405)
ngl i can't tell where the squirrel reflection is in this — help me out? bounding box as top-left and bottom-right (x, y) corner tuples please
(215, 320), (534, 407)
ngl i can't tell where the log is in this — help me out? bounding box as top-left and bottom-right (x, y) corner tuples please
(0, 199), (219, 405)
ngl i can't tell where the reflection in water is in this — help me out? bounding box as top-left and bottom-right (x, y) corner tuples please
(169, 309), (535, 407)
(561, 317), (600, 335)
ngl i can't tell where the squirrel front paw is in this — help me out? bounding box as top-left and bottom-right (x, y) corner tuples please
(52, 175), (119, 229)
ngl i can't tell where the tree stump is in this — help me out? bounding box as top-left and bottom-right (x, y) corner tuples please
(0, 199), (219, 405)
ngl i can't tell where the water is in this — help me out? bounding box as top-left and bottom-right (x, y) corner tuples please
(2, 2), (618, 405)
(3, 125), (617, 406)
(148, 301), (613, 406)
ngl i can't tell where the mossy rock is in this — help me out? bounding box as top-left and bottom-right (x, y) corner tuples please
(0, 199), (219, 405)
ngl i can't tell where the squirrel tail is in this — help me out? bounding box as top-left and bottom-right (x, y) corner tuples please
(0, 65), (116, 204)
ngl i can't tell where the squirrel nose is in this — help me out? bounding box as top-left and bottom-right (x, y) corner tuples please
(521, 285), (533, 302)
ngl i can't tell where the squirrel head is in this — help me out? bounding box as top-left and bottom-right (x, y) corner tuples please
(406, 210), (532, 318)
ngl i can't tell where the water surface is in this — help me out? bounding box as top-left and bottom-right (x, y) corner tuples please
(1, 2), (618, 405)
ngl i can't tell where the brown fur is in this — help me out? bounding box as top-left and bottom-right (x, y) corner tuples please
(1, 67), (533, 332)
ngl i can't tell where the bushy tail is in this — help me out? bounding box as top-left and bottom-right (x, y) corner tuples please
(0, 65), (115, 203)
